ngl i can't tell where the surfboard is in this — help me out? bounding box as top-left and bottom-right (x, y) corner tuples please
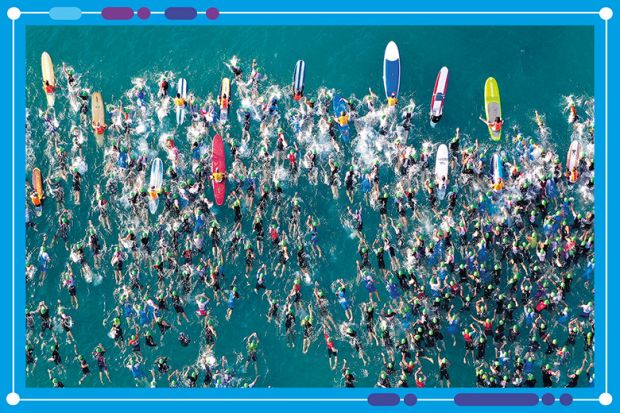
(435, 144), (449, 200)
(212, 134), (227, 206)
(430, 67), (449, 127)
(484, 77), (502, 141)
(176, 78), (187, 125)
(383, 41), (400, 101)
(332, 94), (350, 139)
(148, 158), (164, 214)
(41, 52), (56, 107)
(293, 60), (305, 101)
(32, 168), (44, 200)
(492, 153), (503, 185)
(91, 92), (105, 146)
(219, 77), (231, 123)
(567, 140), (582, 183)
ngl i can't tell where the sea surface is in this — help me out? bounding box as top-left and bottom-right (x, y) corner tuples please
(25, 26), (594, 387)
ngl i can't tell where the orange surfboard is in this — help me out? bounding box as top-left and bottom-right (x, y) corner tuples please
(32, 168), (44, 199)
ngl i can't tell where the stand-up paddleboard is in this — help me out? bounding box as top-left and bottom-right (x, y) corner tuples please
(484, 77), (502, 141)
(383, 41), (400, 102)
(32, 168), (44, 200)
(218, 77), (231, 123)
(31, 168), (44, 216)
(566, 140), (582, 183)
(430, 67), (449, 127)
(491, 153), (504, 190)
(212, 134), (227, 206)
(332, 94), (350, 139)
(176, 78), (187, 125)
(91, 92), (105, 147)
(148, 158), (164, 214)
(41, 52), (56, 107)
(435, 144), (449, 200)
(293, 60), (305, 101)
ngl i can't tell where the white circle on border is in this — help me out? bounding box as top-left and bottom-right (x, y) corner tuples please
(6, 392), (20, 406)
(7, 7), (21, 20)
(599, 393), (613, 406)
(600, 7), (613, 20)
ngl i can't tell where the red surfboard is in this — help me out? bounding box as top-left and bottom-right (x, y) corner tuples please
(212, 134), (227, 206)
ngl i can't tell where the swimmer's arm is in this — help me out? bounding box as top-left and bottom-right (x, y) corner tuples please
(167, 370), (179, 381)
(355, 260), (363, 277)
(312, 287), (320, 300)
(247, 375), (260, 388)
(470, 317), (483, 325)
(568, 318), (580, 330)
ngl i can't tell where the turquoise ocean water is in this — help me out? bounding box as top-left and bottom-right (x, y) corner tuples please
(25, 26), (594, 388)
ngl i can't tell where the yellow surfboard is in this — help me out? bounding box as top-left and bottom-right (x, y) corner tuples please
(91, 92), (105, 146)
(41, 52), (56, 107)
(221, 77), (231, 97)
(484, 77), (502, 141)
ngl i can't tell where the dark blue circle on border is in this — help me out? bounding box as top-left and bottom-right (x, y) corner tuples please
(542, 393), (555, 406)
(559, 393), (573, 406)
(404, 394), (418, 406)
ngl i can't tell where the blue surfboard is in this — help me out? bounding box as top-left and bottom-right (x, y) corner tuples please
(383, 41), (400, 100)
(332, 94), (350, 140)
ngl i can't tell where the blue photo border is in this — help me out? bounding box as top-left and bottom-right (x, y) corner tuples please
(1, 0), (616, 411)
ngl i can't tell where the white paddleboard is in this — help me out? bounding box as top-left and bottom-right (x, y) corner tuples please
(219, 77), (231, 123)
(430, 67), (449, 127)
(148, 158), (164, 214)
(176, 78), (187, 125)
(566, 140), (582, 183)
(492, 153), (503, 185)
(435, 144), (449, 199)
(293, 60), (305, 100)
(41, 52), (56, 107)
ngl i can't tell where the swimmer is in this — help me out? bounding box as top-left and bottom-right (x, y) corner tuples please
(387, 91), (398, 107)
(324, 333), (339, 370)
(244, 332), (260, 375)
